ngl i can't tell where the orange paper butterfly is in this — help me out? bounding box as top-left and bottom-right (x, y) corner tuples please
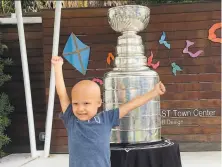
(107, 53), (115, 65)
(208, 23), (222, 43)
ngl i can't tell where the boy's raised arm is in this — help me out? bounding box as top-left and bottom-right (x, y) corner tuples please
(51, 56), (70, 112)
(119, 82), (166, 118)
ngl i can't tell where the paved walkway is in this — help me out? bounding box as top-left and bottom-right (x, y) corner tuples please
(0, 151), (221, 167)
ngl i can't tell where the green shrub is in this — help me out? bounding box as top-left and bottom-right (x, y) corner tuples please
(0, 36), (14, 158)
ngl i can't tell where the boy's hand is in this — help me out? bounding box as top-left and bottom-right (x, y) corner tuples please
(154, 81), (166, 95)
(51, 56), (64, 67)
(51, 56), (70, 112)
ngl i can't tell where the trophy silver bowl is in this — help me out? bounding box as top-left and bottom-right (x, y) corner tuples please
(108, 5), (150, 32)
(104, 5), (161, 144)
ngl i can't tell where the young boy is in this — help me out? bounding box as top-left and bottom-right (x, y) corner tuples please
(51, 56), (166, 167)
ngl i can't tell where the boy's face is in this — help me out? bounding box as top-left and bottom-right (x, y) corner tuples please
(72, 97), (101, 121)
(71, 81), (102, 121)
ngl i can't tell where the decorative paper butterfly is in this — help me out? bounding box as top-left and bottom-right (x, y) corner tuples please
(159, 32), (170, 49)
(183, 40), (203, 58)
(208, 22), (222, 43)
(171, 62), (182, 76)
(107, 53), (115, 65)
(92, 78), (103, 85)
(147, 51), (160, 69)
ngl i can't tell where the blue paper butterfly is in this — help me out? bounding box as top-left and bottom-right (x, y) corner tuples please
(159, 31), (170, 49)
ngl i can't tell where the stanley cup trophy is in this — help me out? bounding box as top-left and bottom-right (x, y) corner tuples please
(104, 5), (161, 144)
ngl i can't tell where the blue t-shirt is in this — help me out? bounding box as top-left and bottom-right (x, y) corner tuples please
(59, 104), (120, 167)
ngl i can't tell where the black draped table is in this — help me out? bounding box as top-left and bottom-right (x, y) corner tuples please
(110, 138), (182, 167)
